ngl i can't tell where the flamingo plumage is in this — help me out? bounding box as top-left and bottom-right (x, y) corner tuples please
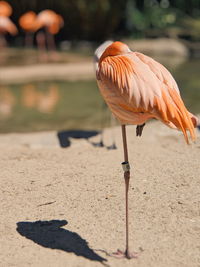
(97, 41), (198, 144)
(19, 11), (39, 47)
(0, 15), (18, 38)
(0, 2), (17, 47)
(0, 1), (12, 17)
(36, 10), (64, 51)
(19, 11), (39, 33)
(36, 10), (64, 34)
(94, 40), (118, 148)
(95, 41), (198, 259)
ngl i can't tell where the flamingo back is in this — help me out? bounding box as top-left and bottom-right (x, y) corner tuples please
(37, 10), (64, 34)
(19, 11), (38, 32)
(0, 16), (18, 35)
(0, 1), (12, 17)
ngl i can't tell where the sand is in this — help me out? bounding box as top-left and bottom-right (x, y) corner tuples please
(0, 121), (200, 267)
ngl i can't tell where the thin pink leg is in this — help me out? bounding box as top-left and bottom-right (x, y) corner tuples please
(111, 125), (137, 259)
(25, 32), (34, 47)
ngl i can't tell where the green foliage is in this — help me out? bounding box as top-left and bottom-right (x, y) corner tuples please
(181, 17), (200, 40)
(126, 0), (182, 37)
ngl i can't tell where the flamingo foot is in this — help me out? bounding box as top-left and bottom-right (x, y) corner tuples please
(136, 123), (145, 137)
(92, 140), (104, 147)
(111, 249), (138, 259)
(107, 143), (117, 150)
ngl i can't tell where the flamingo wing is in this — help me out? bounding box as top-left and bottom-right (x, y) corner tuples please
(0, 16), (18, 35)
(97, 52), (197, 143)
(6, 18), (18, 35)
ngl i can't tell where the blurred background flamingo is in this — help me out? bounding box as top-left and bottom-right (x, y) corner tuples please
(0, 16), (18, 47)
(0, 1), (17, 47)
(19, 9), (63, 53)
(35, 9), (64, 52)
(19, 11), (38, 47)
(0, 1), (12, 16)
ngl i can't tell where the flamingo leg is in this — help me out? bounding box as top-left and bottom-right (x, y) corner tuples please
(36, 31), (48, 62)
(46, 30), (56, 51)
(0, 33), (7, 48)
(112, 125), (137, 259)
(25, 32), (33, 48)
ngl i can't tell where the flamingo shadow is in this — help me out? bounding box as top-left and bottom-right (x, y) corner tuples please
(57, 129), (116, 149)
(57, 130), (100, 148)
(16, 220), (106, 263)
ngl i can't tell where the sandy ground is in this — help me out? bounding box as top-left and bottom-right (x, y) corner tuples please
(0, 121), (200, 267)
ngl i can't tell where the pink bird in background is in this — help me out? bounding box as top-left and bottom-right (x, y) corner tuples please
(0, 16), (18, 46)
(0, 16), (17, 35)
(0, 1), (18, 47)
(19, 11), (39, 47)
(19, 9), (64, 53)
(96, 41), (198, 259)
(36, 9), (64, 51)
(0, 1), (12, 17)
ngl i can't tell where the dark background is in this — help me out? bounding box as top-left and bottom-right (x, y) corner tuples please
(5, 0), (200, 42)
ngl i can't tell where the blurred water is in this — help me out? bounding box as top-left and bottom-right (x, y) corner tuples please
(0, 80), (107, 133)
(0, 59), (199, 133)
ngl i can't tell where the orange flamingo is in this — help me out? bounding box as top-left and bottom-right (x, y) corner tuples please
(0, 1), (12, 17)
(36, 9), (64, 51)
(19, 11), (39, 47)
(95, 41), (198, 259)
(0, 16), (18, 46)
(0, 1), (17, 47)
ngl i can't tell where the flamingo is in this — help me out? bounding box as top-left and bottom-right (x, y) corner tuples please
(0, 1), (17, 47)
(0, 16), (18, 46)
(95, 41), (198, 259)
(19, 11), (39, 47)
(35, 9), (64, 51)
(0, 1), (12, 17)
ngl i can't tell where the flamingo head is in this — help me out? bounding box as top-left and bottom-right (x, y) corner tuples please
(99, 41), (131, 63)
